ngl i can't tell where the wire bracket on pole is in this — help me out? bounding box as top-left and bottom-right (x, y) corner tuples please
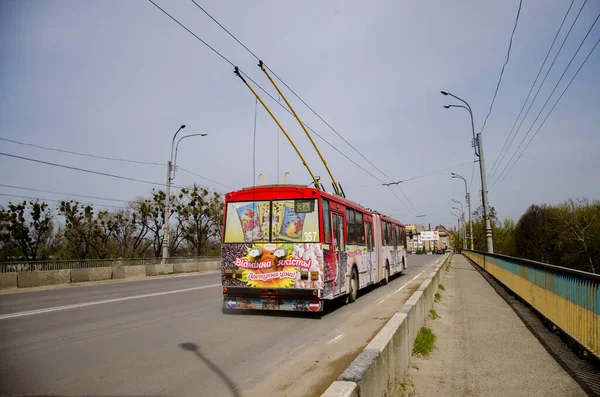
(234, 66), (321, 191)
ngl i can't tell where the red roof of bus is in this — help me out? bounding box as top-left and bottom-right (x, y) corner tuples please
(225, 185), (404, 227)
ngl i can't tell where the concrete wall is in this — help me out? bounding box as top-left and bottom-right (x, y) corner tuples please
(173, 263), (199, 273)
(197, 260), (220, 272)
(2, 258), (221, 290)
(146, 264), (174, 276)
(71, 268), (113, 283)
(0, 273), (18, 290)
(112, 265), (147, 279)
(18, 270), (71, 288)
(322, 255), (449, 397)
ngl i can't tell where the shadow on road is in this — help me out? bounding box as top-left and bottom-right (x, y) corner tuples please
(179, 342), (241, 397)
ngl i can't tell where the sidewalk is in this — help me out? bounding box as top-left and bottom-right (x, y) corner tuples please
(407, 254), (587, 397)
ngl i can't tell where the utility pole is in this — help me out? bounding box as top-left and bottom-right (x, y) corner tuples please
(476, 132), (494, 253)
(442, 90), (494, 253)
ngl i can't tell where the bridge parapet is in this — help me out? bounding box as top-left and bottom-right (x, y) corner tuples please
(463, 250), (599, 358)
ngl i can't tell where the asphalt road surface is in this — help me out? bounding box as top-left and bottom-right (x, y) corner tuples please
(0, 254), (445, 397)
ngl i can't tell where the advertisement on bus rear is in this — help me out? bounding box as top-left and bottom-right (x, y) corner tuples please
(222, 242), (324, 290)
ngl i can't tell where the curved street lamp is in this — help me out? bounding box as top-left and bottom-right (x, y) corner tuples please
(452, 172), (473, 250)
(442, 90), (493, 253)
(162, 126), (208, 260)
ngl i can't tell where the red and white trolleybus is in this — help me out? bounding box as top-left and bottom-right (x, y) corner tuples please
(221, 184), (407, 312)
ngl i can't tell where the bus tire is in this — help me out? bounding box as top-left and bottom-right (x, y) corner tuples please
(382, 261), (390, 285)
(346, 268), (359, 304)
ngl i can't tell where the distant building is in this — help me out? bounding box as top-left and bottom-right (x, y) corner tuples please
(405, 224), (452, 252)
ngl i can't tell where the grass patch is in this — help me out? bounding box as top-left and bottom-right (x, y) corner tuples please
(434, 292), (441, 302)
(413, 327), (436, 356)
(429, 308), (440, 319)
(438, 283), (445, 291)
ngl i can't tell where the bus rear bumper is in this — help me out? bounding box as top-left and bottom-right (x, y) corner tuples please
(222, 296), (323, 312)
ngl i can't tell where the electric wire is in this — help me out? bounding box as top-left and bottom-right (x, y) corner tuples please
(0, 193), (129, 210)
(148, 0), (425, 218)
(0, 152), (182, 189)
(479, 0), (523, 134)
(0, 184), (130, 203)
(488, 0), (576, 180)
(489, 0), (588, 182)
(0, 136), (163, 166)
(189, 0), (396, 184)
(491, 34), (600, 192)
(490, 11), (600, 190)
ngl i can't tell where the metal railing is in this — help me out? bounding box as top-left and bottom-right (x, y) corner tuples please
(463, 250), (600, 358)
(0, 256), (220, 273)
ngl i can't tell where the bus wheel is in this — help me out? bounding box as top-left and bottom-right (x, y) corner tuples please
(346, 268), (358, 304)
(382, 261), (390, 285)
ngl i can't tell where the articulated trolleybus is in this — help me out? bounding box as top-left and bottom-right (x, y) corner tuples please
(221, 185), (407, 313)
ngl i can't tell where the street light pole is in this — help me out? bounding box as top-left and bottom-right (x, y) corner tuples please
(162, 126), (208, 261)
(451, 212), (461, 251)
(442, 91), (494, 253)
(452, 172), (474, 250)
(452, 206), (465, 250)
(452, 200), (466, 250)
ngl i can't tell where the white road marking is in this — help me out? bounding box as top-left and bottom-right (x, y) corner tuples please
(0, 283), (221, 320)
(378, 271), (424, 304)
(327, 334), (344, 344)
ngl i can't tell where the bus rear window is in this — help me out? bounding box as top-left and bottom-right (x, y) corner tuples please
(224, 199), (320, 243)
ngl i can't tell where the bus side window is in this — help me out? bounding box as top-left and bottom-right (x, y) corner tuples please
(332, 213), (345, 253)
(392, 226), (398, 250)
(346, 209), (356, 245)
(356, 212), (365, 245)
(366, 222), (373, 252)
(322, 199), (331, 243)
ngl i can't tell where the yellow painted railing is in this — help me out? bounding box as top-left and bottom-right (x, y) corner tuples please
(463, 251), (600, 358)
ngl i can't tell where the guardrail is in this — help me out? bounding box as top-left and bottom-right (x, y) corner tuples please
(463, 250), (599, 359)
(0, 256), (220, 273)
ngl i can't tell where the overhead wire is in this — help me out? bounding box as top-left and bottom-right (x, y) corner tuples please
(479, 0), (523, 134)
(489, 0), (588, 182)
(0, 136), (163, 166)
(189, 0), (395, 184)
(186, 0), (423, 216)
(0, 152), (182, 189)
(177, 167), (234, 191)
(491, 33), (600, 192)
(0, 184), (130, 203)
(488, 0), (576, 179)
(149, 0), (422, 217)
(490, 10), (600, 190)
(147, 0), (384, 184)
(0, 193), (129, 210)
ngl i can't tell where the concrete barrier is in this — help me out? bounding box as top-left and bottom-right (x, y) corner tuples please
(197, 260), (220, 272)
(0, 273), (18, 290)
(18, 270), (71, 288)
(112, 265), (147, 279)
(146, 264), (174, 276)
(71, 267), (113, 283)
(173, 263), (199, 273)
(322, 254), (450, 397)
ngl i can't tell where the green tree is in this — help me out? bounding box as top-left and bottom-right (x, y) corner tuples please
(0, 201), (53, 261)
(552, 198), (599, 273)
(176, 185), (223, 256)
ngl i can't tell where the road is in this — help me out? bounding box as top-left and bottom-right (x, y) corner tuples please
(0, 254), (444, 397)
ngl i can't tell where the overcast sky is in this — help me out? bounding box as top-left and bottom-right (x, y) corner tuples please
(1, 0), (599, 229)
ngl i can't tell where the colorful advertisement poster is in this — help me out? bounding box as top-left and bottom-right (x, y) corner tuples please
(222, 242), (324, 290)
(224, 200), (319, 243)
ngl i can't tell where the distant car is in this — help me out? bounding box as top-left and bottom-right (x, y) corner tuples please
(445, 249), (452, 254)
(435, 249), (444, 255)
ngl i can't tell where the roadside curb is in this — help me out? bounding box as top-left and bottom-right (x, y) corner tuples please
(321, 254), (451, 397)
